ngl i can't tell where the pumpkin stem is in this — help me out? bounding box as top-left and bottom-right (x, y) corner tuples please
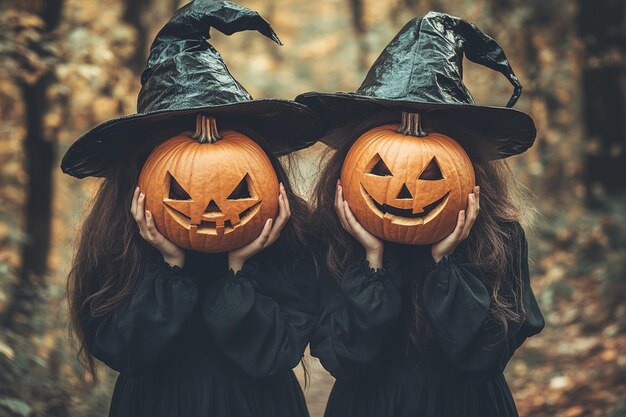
(193, 115), (222, 143)
(397, 112), (427, 137)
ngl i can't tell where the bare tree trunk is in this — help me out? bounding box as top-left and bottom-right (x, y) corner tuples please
(123, 0), (182, 73)
(348, 0), (368, 71)
(123, 0), (153, 73)
(578, 0), (626, 206)
(4, 0), (63, 333)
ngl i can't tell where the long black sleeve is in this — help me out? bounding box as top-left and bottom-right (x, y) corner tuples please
(201, 257), (317, 378)
(422, 222), (545, 377)
(310, 258), (403, 380)
(82, 253), (199, 375)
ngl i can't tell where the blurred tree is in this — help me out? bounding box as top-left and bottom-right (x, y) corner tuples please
(578, 0), (626, 206)
(123, 0), (181, 73)
(347, 0), (368, 70)
(4, 0), (64, 334)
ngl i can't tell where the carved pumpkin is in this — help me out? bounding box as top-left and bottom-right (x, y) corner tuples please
(138, 115), (279, 253)
(340, 113), (475, 245)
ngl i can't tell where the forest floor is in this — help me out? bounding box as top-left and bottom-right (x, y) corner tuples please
(507, 202), (626, 417)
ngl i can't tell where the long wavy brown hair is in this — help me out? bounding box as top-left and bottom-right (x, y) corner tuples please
(67, 123), (312, 381)
(310, 111), (536, 348)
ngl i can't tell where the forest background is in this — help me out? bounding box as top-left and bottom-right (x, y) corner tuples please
(0, 0), (625, 416)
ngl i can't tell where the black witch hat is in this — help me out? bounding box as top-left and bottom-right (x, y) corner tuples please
(61, 0), (321, 179)
(296, 11), (536, 160)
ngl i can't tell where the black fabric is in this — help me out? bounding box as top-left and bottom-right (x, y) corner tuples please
(354, 12), (521, 107)
(82, 249), (316, 417)
(311, 222), (545, 417)
(295, 11), (536, 160)
(138, 0), (279, 113)
(61, 0), (321, 179)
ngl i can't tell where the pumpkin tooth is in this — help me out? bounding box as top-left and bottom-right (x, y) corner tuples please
(202, 211), (227, 220)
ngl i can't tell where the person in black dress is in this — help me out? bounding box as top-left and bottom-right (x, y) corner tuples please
(63, 2), (321, 416)
(66, 146), (317, 417)
(300, 12), (546, 417)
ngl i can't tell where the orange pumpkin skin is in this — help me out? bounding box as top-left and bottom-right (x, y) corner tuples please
(138, 130), (279, 253)
(340, 123), (475, 245)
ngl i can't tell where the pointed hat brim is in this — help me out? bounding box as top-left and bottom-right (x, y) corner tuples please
(61, 0), (324, 179)
(296, 92), (536, 160)
(61, 99), (321, 179)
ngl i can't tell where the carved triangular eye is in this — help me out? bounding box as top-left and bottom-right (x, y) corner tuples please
(227, 174), (252, 200)
(168, 173), (191, 200)
(418, 157), (443, 181)
(369, 155), (393, 176)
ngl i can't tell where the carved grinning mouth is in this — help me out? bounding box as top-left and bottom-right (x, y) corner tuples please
(164, 201), (261, 235)
(367, 190), (450, 219)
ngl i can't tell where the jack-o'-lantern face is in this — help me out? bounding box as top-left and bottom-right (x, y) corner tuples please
(163, 170), (261, 236)
(360, 153), (451, 224)
(138, 115), (279, 253)
(340, 116), (475, 245)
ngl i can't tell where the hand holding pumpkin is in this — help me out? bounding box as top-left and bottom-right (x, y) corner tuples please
(228, 183), (291, 273)
(431, 185), (480, 263)
(335, 181), (384, 269)
(131, 186), (186, 268)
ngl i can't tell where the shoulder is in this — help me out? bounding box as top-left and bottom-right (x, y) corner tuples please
(498, 219), (525, 235)
(498, 220), (528, 249)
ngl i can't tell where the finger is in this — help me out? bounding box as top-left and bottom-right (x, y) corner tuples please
(258, 218), (274, 247)
(337, 186), (353, 234)
(285, 197), (292, 218)
(279, 184), (291, 219)
(139, 192), (146, 213)
(338, 212), (351, 234)
(145, 210), (162, 240)
(461, 194), (477, 239)
(132, 188), (142, 220)
(135, 192), (147, 224)
(135, 193), (151, 237)
(334, 184), (348, 228)
(281, 184), (292, 218)
(468, 187), (480, 223)
(337, 205), (351, 234)
(268, 195), (289, 242)
(342, 201), (357, 228)
(336, 203), (350, 233)
(343, 201), (364, 236)
(245, 218), (273, 252)
(130, 186), (140, 217)
(278, 194), (290, 225)
(467, 192), (477, 220)
(453, 210), (466, 242)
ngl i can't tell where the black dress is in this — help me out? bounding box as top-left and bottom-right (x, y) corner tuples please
(81, 249), (317, 417)
(312, 222), (545, 417)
